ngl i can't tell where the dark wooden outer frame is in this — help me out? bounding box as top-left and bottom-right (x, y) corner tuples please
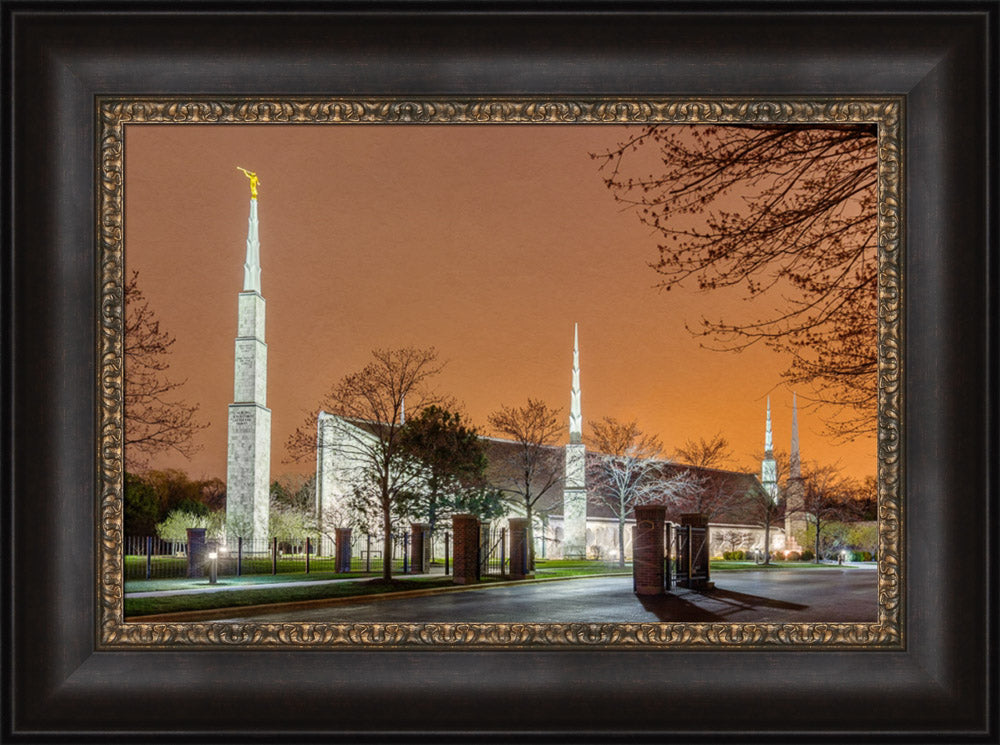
(3, 3), (995, 742)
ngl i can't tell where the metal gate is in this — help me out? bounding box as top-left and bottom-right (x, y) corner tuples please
(480, 525), (507, 577)
(668, 522), (710, 589)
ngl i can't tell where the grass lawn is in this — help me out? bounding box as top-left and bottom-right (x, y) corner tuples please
(533, 559), (630, 577)
(124, 554), (405, 581)
(125, 570), (369, 594)
(124, 576), (457, 617)
(709, 560), (863, 571)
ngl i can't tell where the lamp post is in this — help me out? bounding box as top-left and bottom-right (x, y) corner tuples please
(208, 550), (218, 584)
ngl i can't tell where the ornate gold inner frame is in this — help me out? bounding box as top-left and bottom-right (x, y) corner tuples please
(98, 97), (902, 648)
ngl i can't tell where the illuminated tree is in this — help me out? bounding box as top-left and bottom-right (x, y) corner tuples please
(398, 405), (503, 533)
(596, 125), (878, 437)
(285, 346), (444, 581)
(487, 399), (563, 569)
(587, 417), (694, 568)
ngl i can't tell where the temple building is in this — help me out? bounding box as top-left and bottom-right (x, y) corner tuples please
(313, 323), (804, 559)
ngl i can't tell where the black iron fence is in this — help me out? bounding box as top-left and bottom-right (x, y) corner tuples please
(125, 532), (421, 581)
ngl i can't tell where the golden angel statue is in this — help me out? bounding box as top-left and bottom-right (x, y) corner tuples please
(236, 167), (260, 199)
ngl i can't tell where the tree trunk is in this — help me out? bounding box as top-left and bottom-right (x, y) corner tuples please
(763, 520), (771, 565)
(618, 515), (626, 568)
(814, 518), (821, 563)
(382, 501), (392, 581)
(526, 503), (535, 571)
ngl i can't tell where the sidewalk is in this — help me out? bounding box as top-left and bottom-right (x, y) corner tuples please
(126, 572), (440, 598)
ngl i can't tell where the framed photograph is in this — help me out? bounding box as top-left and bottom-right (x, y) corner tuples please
(107, 101), (895, 640)
(4, 2), (995, 741)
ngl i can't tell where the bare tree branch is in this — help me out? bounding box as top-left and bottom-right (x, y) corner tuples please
(595, 124), (878, 438)
(487, 398), (563, 567)
(286, 346), (445, 581)
(124, 270), (208, 471)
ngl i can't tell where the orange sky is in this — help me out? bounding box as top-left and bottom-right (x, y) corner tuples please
(123, 124), (876, 483)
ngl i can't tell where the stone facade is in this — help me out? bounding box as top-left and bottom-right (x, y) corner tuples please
(226, 403), (271, 539)
(562, 443), (587, 559)
(314, 412), (383, 527)
(562, 323), (588, 559)
(710, 522), (788, 556)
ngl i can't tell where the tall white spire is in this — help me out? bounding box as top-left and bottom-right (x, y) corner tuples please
(562, 322), (587, 559)
(761, 396), (778, 502)
(764, 395), (773, 455)
(790, 392), (801, 479)
(569, 323), (582, 444)
(243, 199), (261, 293)
(784, 392), (806, 548)
(226, 171), (271, 540)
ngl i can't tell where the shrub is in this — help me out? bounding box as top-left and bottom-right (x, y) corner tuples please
(734, 550), (745, 561)
(155, 508), (224, 542)
(800, 549), (815, 561)
(786, 551), (801, 562)
(846, 522), (878, 554)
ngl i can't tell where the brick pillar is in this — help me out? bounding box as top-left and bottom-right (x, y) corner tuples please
(632, 505), (666, 595)
(508, 518), (532, 580)
(679, 513), (713, 590)
(410, 523), (430, 574)
(334, 527), (352, 573)
(186, 528), (207, 578)
(451, 514), (480, 585)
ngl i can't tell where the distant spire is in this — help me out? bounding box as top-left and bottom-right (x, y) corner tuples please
(400, 394), (406, 426)
(242, 197), (262, 293)
(790, 392), (801, 479)
(569, 323), (582, 444)
(764, 396), (773, 455)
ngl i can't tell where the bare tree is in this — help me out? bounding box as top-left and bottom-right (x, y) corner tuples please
(595, 125), (878, 437)
(673, 433), (734, 469)
(670, 469), (756, 524)
(487, 399), (563, 568)
(797, 462), (862, 562)
(587, 417), (665, 568)
(124, 270), (207, 470)
(285, 347), (444, 581)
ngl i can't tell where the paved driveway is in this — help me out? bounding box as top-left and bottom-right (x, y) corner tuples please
(216, 567), (878, 623)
